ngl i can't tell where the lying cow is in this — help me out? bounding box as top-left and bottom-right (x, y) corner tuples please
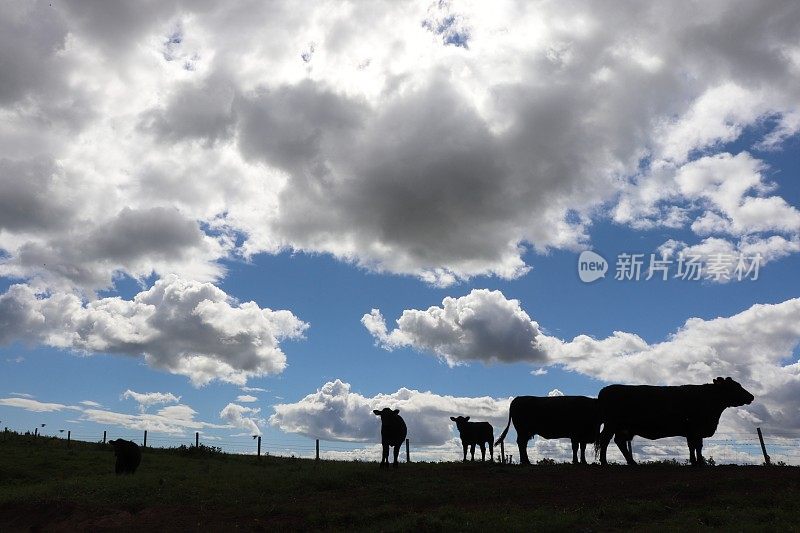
(596, 376), (754, 466)
(108, 438), (141, 474)
(373, 408), (407, 468)
(495, 396), (600, 465)
(450, 416), (494, 462)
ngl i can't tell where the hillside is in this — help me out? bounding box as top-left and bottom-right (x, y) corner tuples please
(1, 433), (798, 531)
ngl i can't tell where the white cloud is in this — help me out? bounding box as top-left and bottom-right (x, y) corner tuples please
(240, 386), (267, 393)
(0, 275), (307, 386)
(270, 379), (511, 445)
(0, 397), (78, 412)
(79, 400), (102, 408)
(219, 403), (262, 435)
(370, 290), (800, 437)
(236, 395), (258, 403)
(81, 403), (229, 436)
(122, 390), (181, 411)
(362, 289), (545, 366)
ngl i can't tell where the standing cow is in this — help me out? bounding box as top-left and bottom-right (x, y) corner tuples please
(596, 376), (754, 466)
(108, 438), (142, 474)
(373, 408), (407, 468)
(495, 396), (600, 465)
(450, 416), (494, 462)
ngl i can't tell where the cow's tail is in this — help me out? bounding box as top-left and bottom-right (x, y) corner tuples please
(494, 407), (512, 447)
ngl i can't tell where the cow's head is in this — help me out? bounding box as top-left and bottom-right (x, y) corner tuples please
(373, 408), (400, 421)
(713, 377), (754, 407)
(450, 415), (470, 430)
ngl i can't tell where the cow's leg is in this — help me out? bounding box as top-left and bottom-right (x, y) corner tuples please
(479, 442), (486, 462)
(599, 426), (614, 465)
(392, 444), (400, 467)
(615, 433), (636, 465)
(688, 437), (705, 466)
(580, 442), (587, 465)
(380, 443), (389, 468)
(571, 439), (579, 464)
(470, 443), (476, 461)
(462, 441), (468, 462)
(517, 432), (532, 465)
(489, 441), (494, 463)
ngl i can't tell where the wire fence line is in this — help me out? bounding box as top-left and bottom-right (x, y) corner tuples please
(5, 426), (800, 465)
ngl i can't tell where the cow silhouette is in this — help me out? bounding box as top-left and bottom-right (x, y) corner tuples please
(495, 396), (600, 465)
(108, 438), (142, 474)
(373, 408), (407, 468)
(450, 416), (494, 462)
(596, 376), (754, 466)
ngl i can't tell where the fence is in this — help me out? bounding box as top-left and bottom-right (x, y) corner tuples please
(3, 425), (800, 465)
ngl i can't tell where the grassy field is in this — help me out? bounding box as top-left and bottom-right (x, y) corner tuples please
(1, 432), (798, 531)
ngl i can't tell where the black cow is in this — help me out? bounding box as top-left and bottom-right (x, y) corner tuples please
(108, 439), (141, 474)
(495, 396), (600, 465)
(596, 376), (754, 466)
(450, 416), (494, 462)
(373, 408), (407, 468)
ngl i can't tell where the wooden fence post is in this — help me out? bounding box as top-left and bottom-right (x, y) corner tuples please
(67, 430), (71, 446)
(257, 436), (262, 458)
(103, 430), (106, 444)
(406, 438), (410, 463)
(316, 439), (320, 461)
(196, 432), (199, 448)
(500, 441), (505, 464)
(34, 427), (38, 437)
(757, 427), (771, 465)
(143, 430), (147, 448)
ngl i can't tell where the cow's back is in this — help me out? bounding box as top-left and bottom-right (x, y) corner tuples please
(511, 395), (599, 440)
(599, 384), (715, 439)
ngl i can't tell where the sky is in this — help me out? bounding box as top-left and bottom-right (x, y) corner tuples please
(1, 0), (799, 464)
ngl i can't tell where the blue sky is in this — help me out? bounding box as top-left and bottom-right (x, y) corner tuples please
(2, 1), (800, 463)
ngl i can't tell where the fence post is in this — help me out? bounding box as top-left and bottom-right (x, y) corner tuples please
(500, 441), (505, 464)
(757, 427), (771, 465)
(67, 430), (71, 446)
(103, 430), (106, 444)
(406, 438), (410, 463)
(34, 427), (38, 437)
(257, 436), (262, 458)
(143, 430), (147, 448)
(196, 432), (199, 448)
(316, 439), (320, 461)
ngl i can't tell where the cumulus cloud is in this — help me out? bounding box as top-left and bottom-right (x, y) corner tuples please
(1, 1), (798, 291)
(122, 390), (181, 411)
(219, 403), (262, 435)
(362, 289), (546, 366)
(270, 379), (510, 445)
(368, 290), (800, 436)
(0, 275), (307, 386)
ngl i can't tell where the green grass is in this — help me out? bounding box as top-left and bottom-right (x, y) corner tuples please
(1, 432), (799, 531)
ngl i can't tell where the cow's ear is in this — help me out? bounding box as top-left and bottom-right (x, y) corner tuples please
(393, 409), (400, 415)
(464, 416), (470, 421)
(450, 416), (457, 421)
(373, 410), (381, 416)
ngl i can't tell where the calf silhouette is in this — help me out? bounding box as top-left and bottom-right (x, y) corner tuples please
(108, 439), (141, 474)
(450, 416), (494, 462)
(597, 376), (754, 466)
(373, 408), (407, 468)
(495, 396), (600, 465)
